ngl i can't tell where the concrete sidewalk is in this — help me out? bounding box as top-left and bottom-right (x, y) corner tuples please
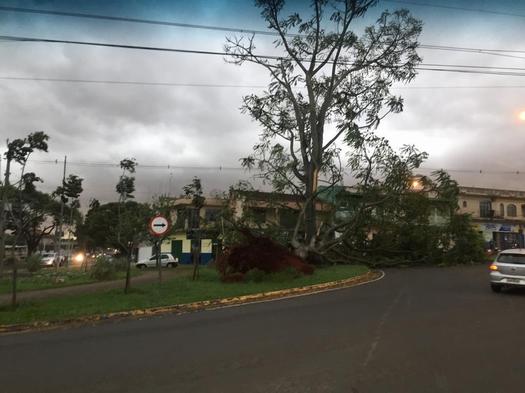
(0, 268), (185, 305)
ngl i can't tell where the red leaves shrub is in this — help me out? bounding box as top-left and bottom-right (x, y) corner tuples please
(216, 229), (314, 281)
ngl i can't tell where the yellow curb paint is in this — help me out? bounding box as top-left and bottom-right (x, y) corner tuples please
(0, 270), (383, 335)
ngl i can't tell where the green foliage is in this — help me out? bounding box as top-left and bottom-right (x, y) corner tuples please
(443, 214), (485, 265)
(183, 177), (205, 209)
(6, 131), (49, 164)
(79, 201), (153, 252)
(53, 174), (83, 204)
(90, 256), (117, 281)
(6, 188), (62, 255)
(25, 254), (42, 273)
(244, 268), (266, 282)
(116, 157), (137, 201)
(244, 267), (303, 283)
(112, 257), (130, 272)
(330, 164), (484, 266)
(116, 176), (136, 200)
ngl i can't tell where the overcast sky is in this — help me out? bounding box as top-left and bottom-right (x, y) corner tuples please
(1, 0), (525, 207)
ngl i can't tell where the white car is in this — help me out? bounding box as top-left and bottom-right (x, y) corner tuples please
(40, 252), (67, 267)
(490, 248), (525, 292)
(135, 253), (178, 269)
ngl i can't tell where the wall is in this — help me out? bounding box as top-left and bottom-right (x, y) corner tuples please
(160, 232), (215, 264)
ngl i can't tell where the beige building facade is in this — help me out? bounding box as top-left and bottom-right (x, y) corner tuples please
(458, 186), (525, 250)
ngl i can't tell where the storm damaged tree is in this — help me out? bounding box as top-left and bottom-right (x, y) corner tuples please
(225, 0), (422, 259)
(320, 130), (483, 265)
(0, 132), (49, 307)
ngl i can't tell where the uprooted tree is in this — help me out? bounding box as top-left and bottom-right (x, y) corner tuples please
(225, 0), (423, 259)
(318, 131), (484, 265)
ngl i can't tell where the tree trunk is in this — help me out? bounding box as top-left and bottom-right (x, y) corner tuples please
(124, 250), (131, 294)
(304, 164), (319, 247)
(26, 238), (39, 257)
(0, 154), (11, 279)
(10, 237), (17, 309)
(11, 261), (17, 309)
(192, 238), (200, 281)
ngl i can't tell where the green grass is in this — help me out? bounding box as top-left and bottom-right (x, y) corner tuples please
(0, 265), (368, 326)
(0, 269), (142, 294)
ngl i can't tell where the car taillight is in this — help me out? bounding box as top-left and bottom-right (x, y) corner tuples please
(489, 264), (498, 271)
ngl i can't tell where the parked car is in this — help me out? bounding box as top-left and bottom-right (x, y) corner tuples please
(40, 252), (67, 267)
(489, 248), (525, 292)
(135, 253), (178, 269)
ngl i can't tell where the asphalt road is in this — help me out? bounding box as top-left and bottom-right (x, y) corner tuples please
(1, 264), (525, 393)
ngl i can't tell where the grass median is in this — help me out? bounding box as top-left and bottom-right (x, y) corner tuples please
(0, 264), (368, 326)
(0, 269), (142, 294)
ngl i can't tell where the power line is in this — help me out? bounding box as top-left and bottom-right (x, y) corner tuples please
(418, 45), (525, 61)
(2, 35), (525, 78)
(1, 5), (524, 57)
(394, 85), (525, 89)
(416, 67), (525, 77)
(30, 159), (245, 171)
(2, 75), (525, 90)
(0, 76), (267, 88)
(0, 34), (282, 58)
(419, 167), (525, 176)
(383, 0), (525, 19)
(0, 5), (284, 37)
(419, 44), (525, 55)
(27, 159), (525, 177)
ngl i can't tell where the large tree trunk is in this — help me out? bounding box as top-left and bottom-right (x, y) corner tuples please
(26, 236), (40, 256)
(304, 164), (319, 247)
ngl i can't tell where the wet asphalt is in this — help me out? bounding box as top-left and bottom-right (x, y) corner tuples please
(1, 264), (524, 393)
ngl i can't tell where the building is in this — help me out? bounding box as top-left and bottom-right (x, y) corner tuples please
(228, 189), (332, 230)
(141, 190), (332, 264)
(158, 197), (226, 264)
(458, 186), (525, 250)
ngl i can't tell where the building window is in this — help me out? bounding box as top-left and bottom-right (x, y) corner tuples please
(479, 200), (492, 218)
(521, 204), (525, 217)
(175, 208), (187, 228)
(462, 201), (467, 208)
(204, 208), (221, 223)
(279, 209), (299, 229)
(500, 203), (505, 217)
(248, 208), (266, 224)
(507, 204), (517, 217)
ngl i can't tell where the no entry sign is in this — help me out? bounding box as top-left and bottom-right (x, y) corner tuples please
(148, 215), (170, 237)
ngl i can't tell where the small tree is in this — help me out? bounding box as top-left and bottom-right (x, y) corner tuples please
(183, 177), (205, 280)
(116, 158), (139, 293)
(1, 132), (49, 307)
(8, 186), (61, 256)
(52, 174), (83, 269)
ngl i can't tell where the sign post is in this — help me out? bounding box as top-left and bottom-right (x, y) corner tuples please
(148, 215), (170, 284)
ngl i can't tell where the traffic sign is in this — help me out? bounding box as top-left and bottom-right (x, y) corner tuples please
(148, 215), (170, 237)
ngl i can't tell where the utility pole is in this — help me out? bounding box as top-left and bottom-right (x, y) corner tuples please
(55, 156), (67, 271)
(0, 141), (10, 279)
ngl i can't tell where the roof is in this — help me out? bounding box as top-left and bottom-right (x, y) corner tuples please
(459, 186), (525, 199)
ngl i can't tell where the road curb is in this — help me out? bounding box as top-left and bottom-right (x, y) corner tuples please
(0, 270), (384, 335)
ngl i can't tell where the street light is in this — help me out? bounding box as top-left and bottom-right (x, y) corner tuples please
(519, 111), (525, 121)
